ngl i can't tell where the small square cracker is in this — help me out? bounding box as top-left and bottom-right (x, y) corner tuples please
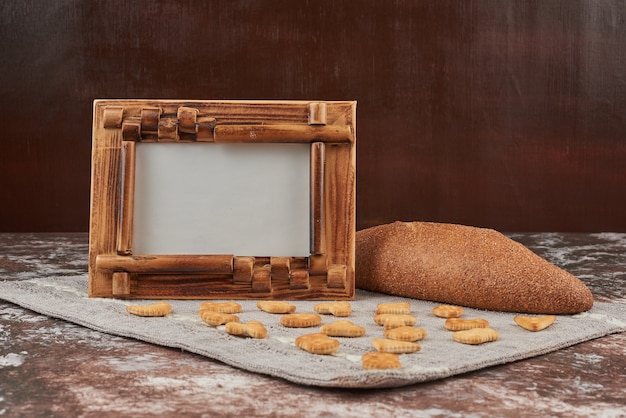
(444, 318), (489, 331)
(320, 320), (366, 337)
(374, 313), (417, 329)
(376, 302), (411, 315)
(384, 326), (427, 342)
(280, 313), (322, 328)
(199, 301), (242, 314)
(372, 338), (421, 354)
(452, 327), (499, 345)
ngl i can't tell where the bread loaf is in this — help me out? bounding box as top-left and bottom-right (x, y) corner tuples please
(355, 221), (594, 314)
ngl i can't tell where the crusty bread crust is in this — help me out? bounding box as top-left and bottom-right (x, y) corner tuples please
(355, 222), (594, 314)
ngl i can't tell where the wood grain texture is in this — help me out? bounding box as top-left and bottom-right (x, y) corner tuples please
(310, 142), (326, 255)
(1, 1), (625, 232)
(116, 141), (135, 255)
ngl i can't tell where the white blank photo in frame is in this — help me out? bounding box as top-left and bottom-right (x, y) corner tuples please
(132, 142), (311, 256)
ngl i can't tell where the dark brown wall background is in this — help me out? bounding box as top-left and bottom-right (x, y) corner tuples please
(1, 0), (625, 232)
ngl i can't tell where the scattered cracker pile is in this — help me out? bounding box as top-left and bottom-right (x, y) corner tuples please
(355, 221), (594, 314)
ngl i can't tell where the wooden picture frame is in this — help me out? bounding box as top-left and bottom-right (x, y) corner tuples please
(88, 100), (356, 300)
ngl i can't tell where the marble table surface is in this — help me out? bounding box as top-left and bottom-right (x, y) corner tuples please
(0, 233), (624, 417)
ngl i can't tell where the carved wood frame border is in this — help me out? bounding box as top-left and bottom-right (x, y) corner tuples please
(88, 100), (356, 299)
